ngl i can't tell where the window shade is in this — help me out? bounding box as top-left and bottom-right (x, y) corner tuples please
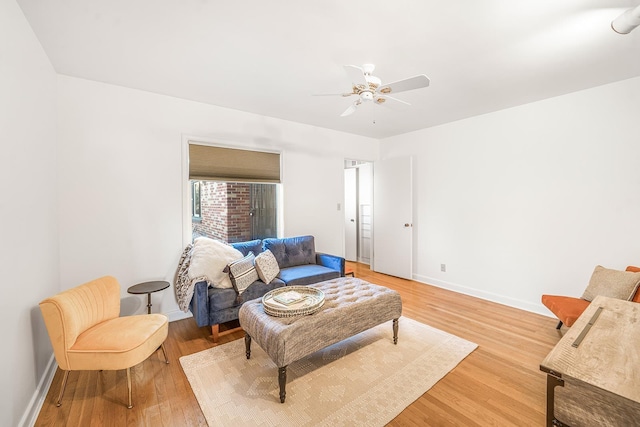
(189, 144), (281, 183)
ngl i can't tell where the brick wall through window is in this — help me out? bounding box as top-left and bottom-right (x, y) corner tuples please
(192, 182), (251, 243)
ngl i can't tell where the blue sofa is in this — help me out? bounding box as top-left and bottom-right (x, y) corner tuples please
(189, 235), (345, 341)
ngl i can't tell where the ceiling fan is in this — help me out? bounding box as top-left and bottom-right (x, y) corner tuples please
(315, 64), (430, 117)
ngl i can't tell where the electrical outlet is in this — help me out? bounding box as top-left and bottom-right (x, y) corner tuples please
(440, 263), (446, 272)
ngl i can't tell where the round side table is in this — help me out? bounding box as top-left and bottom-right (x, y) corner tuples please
(127, 280), (170, 314)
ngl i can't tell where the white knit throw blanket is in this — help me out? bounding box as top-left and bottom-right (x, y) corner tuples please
(174, 238), (244, 312)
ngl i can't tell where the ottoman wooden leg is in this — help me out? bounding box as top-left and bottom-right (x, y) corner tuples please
(393, 318), (399, 344)
(278, 366), (287, 403)
(244, 333), (252, 359)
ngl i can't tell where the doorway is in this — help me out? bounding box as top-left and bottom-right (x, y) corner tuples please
(250, 183), (277, 239)
(344, 160), (373, 264)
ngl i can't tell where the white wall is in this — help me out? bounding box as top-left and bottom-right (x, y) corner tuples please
(57, 76), (378, 317)
(380, 77), (640, 315)
(0, 1), (59, 426)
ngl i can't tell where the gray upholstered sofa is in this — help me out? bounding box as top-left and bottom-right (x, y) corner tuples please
(190, 235), (345, 341)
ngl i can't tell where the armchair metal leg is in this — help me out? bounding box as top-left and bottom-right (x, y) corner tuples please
(556, 321), (563, 330)
(56, 370), (70, 407)
(160, 343), (169, 364)
(126, 367), (133, 409)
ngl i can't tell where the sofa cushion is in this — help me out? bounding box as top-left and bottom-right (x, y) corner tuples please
(263, 236), (316, 269)
(255, 249), (280, 284)
(581, 265), (640, 302)
(231, 239), (263, 257)
(208, 287), (239, 312)
(278, 264), (340, 287)
(208, 278), (285, 311)
(225, 252), (259, 295)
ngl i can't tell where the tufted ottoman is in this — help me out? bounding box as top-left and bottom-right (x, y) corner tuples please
(238, 277), (402, 403)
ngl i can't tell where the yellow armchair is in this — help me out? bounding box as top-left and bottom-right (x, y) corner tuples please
(39, 276), (169, 409)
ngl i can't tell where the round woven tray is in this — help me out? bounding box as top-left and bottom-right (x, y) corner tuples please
(262, 286), (325, 317)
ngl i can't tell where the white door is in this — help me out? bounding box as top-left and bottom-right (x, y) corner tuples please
(344, 168), (358, 261)
(373, 156), (412, 279)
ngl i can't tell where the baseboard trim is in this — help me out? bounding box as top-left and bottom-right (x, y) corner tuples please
(413, 274), (553, 318)
(19, 354), (57, 427)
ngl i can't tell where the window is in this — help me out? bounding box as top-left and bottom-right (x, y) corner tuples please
(187, 142), (281, 243)
(191, 181), (277, 243)
(191, 181), (202, 220)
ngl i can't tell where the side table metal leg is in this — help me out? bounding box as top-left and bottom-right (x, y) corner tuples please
(146, 292), (152, 314)
(245, 334), (252, 359)
(393, 318), (399, 344)
(278, 366), (287, 403)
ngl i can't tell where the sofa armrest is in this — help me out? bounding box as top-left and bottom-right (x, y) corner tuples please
(316, 253), (345, 276)
(189, 281), (210, 327)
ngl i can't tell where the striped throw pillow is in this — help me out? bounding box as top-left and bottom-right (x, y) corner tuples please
(225, 252), (259, 295)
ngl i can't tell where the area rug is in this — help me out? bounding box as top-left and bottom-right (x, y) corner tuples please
(180, 317), (477, 427)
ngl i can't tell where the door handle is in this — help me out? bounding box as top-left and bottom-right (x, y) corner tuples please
(404, 223), (412, 227)
(350, 219), (355, 222)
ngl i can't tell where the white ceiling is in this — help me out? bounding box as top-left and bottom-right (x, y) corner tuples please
(17, 0), (640, 139)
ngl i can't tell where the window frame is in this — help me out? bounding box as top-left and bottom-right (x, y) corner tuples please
(182, 137), (283, 246)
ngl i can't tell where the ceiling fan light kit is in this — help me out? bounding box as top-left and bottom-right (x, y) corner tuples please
(611, 5), (640, 34)
(316, 64), (430, 117)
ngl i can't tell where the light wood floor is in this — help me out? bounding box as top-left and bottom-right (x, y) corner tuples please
(35, 263), (563, 426)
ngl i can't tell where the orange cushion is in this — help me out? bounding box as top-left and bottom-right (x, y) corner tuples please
(541, 295), (591, 327)
(627, 266), (640, 302)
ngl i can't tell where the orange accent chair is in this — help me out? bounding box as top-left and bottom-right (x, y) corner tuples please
(39, 276), (169, 408)
(542, 266), (640, 329)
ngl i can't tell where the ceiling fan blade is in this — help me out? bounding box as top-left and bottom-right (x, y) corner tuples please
(312, 92), (355, 97)
(377, 74), (430, 95)
(343, 65), (368, 89)
(376, 94), (411, 106)
(340, 105), (358, 117)
(340, 98), (362, 117)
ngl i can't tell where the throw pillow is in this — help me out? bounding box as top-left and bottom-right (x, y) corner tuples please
(581, 265), (640, 302)
(188, 237), (243, 289)
(255, 249), (280, 284)
(224, 252), (259, 295)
